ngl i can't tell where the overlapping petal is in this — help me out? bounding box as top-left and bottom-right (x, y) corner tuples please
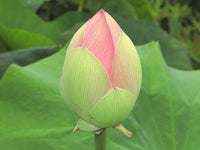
(112, 32), (142, 97)
(89, 88), (136, 128)
(82, 9), (121, 81)
(67, 23), (86, 51)
(60, 48), (111, 121)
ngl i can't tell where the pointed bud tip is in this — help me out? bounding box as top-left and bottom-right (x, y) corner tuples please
(94, 9), (107, 19)
(99, 9), (106, 13)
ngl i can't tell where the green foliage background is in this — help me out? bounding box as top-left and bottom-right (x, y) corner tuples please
(0, 0), (200, 149)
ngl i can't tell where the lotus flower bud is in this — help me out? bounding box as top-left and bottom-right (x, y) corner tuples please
(60, 9), (142, 134)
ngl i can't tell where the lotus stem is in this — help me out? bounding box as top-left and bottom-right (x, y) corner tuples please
(78, 0), (85, 12)
(95, 129), (106, 150)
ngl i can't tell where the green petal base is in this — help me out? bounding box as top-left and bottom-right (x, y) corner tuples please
(89, 88), (136, 128)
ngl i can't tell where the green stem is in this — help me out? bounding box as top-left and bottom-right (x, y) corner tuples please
(95, 129), (106, 150)
(45, 1), (51, 21)
(78, 0), (85, 12)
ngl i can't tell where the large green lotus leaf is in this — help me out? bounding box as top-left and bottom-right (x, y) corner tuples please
(0, 47), (57, 78)
(117, 18), (193, 70)
(169, 68), (200, 150)
(0, 42), (200, 150)
(0, 24), (55, 53)
(0, 0), (89, 41)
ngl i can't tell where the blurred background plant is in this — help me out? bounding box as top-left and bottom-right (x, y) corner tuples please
(0, 0), (200, 78)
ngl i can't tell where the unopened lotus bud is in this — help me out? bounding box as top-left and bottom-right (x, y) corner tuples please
(60, 9), (142, 135)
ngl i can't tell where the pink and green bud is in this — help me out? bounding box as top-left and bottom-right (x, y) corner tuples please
(60, 9), (142, 133)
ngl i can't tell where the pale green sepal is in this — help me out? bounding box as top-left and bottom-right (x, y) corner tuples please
(76, 119), (101, 132)
(73, 126), (79, 133)
(89, 88), (136, 128)
(60, 48), (111, 122)
(113, 124), (132, 137)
